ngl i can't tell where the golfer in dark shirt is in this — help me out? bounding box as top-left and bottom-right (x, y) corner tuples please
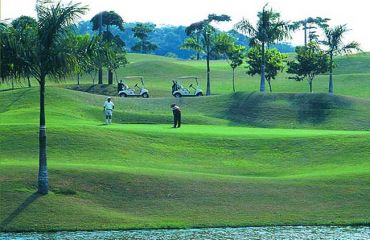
(171, 103), (181, 128)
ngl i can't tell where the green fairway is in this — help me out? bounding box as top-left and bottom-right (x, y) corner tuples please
(0, 87), (369, 231)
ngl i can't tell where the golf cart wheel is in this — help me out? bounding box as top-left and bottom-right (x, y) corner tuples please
(174, 93), (182, 98)
(142, 93), (149, 98)
(196, 92), (203, 96)
(119, 93), (127, 97)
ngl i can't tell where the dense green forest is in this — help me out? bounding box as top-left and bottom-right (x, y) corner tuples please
(76, 21), (295, 59)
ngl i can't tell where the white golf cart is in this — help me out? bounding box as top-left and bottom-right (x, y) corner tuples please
(118, 76), (149, 98)
(171, 76), (203, 98)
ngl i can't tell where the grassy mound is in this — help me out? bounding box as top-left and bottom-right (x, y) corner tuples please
(0, 86), (369, 231)
(4, 87), (369, 130)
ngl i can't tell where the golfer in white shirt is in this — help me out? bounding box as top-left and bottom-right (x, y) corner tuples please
(103, 97), (115, 124)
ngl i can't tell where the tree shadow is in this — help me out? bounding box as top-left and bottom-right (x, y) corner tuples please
(296, 99), (331, 124)
(226, 92), (269, 127)
(225, 92), (353, 127)
(0, 192), (41, 228)
(0, 88), (32, 113)
(292, 94), (352, 124)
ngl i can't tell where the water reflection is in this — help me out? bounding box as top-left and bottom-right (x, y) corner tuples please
(1, 226), (369, 240)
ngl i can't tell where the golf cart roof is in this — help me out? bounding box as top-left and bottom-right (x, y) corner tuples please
(175, 76), (198, 80)
(121, 76), (145, 86)
(121, 76), (144, 80)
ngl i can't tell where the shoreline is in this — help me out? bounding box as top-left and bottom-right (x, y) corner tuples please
(1, 223), (370, 233)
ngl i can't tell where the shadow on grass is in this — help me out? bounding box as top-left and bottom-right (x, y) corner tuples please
(0, 88), (32, 113)
(0, 192), (41, 228)
(226, 92), (354, 127)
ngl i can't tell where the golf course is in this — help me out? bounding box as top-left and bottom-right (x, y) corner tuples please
(1, 53), (370, 232)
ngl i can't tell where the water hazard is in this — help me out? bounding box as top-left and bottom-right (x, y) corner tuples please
(1, 226), (369, 240)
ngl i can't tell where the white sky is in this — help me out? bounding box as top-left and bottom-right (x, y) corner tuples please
(1, 0), (370, 50)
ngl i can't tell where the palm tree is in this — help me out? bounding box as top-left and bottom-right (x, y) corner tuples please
(235, 4), (290, 92)
(36, 0), (87, 194)
(321, 25), (361, 95)
(91, 11), (125, 84)
(292, 17), (330, 46)
(2, 0), (87, 194)
(182, 14), (231, 96)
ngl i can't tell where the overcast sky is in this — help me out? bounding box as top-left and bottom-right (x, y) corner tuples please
(2, 0), (370, 50)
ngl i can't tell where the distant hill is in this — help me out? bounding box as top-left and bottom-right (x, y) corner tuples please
(76, 21), (295, 59)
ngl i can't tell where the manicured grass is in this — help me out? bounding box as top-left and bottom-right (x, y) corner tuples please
(1, 123), (369, 231)
(0, 87), (370, 231)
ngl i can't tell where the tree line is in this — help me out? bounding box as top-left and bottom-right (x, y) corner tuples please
(0, 0), (361, 194)
(76, 21), (295, 59)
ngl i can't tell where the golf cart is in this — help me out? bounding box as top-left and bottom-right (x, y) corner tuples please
(118, 76), (149, 98)
(171, 76), (203, 98)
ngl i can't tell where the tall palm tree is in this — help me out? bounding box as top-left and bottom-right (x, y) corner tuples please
(2, 0), (87, 194)
(235, 4), (290, 92)
(321, 25), (361, 95)
(36, 0), (87, 194)
(182, 14), (231, 96)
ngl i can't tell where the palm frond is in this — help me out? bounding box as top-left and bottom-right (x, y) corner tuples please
(322, 24), (361, 55)
(234, 19), (257, 37)
(340, 41), (362, 54)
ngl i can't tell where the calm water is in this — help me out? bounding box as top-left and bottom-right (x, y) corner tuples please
(1, 226), (369, 240)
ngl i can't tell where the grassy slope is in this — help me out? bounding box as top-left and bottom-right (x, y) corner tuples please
(3, 52), (370, 98)
(0, 88), (370, 231)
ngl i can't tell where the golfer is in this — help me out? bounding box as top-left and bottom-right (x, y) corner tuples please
(103, 97), (115, 124)
(117, 80), (124, 92)
(171, 103), (181, 128)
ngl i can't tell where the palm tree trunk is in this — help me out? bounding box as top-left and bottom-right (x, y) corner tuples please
(108, 70), (113, 84)
(328, 52), (333, 95)
(38, 77), (48, 194)
(196, 35), (200, 60)
(232, 68), (236, 93)
(260, 43), (266, 92)
(206, 42), (211, 96)
(27, 77), (32, 88)
(77, 74), (80, 85)
(304, 19), (307, 47)
(98, 68), (103, 84)
(309, 79), (313, 93)
(98, 12), (103, 85)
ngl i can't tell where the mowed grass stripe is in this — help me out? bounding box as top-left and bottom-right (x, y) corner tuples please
(1, 124), (369, 179)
